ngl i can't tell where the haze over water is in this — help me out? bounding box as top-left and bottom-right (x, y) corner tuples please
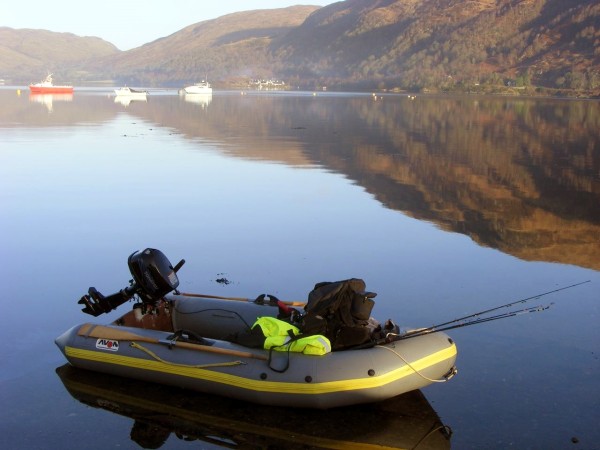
(1, 88), (598, 449)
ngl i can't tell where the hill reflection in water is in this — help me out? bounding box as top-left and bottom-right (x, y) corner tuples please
(138, 93), (600, 272)
(4, 90), (598, 271)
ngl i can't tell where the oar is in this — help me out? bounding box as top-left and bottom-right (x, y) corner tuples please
(175, 292), (306, 307)
(77, 323), (267, 361)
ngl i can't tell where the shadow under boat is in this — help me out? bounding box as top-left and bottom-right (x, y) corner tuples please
(56, 364), (452, 449)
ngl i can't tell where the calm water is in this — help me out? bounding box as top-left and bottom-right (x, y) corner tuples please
(0, 87), (599, 449)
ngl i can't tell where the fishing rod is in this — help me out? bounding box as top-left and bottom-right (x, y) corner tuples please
(398, 280), (590, 340)
(397, 303), (552, 340)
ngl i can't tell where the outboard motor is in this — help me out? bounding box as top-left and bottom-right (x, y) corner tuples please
(78, 248), (185, 316)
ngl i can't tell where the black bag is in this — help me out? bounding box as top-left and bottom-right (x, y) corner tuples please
(225, 325), (265, 348)
(302, 278), (376, 350)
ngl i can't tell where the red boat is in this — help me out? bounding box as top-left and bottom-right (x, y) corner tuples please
(29, 73), (73, 94)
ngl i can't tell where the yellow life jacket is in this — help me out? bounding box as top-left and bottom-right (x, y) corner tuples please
(252, 316), (331, 356)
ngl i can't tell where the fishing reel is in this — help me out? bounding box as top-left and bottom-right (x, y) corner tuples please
(78, 248), (185, 317)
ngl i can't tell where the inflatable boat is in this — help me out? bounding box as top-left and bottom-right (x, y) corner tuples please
(55, 249), (457, 409)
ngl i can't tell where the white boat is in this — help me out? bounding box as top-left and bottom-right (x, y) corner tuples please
(183, 81), (212, 94)
(114, 87), (148, 98)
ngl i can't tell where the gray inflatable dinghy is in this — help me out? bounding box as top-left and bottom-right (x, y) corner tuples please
(56, 249), (457, 409)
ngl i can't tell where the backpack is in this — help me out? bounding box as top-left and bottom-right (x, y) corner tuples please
(301, 278), (376, 350)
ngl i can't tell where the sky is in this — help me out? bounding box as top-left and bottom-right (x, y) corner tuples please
(1, 0), (337, 51)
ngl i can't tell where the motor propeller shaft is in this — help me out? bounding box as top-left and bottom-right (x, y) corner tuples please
(78, 286), (135, 317)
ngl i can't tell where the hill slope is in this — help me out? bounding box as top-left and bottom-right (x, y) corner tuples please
(271, 0), (600, 91)
(1, 1), (598, 93)
(0, 27), (119, 83)
(83, 6), (321, 86)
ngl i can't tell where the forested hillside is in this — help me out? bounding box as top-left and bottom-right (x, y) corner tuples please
(272, 0), (600, 93)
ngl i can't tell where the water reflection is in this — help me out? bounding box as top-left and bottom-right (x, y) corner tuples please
(56, 364), (452, 449)
(29, 92), (73, 113)
(135, 94), (600, 272)
(2, 89), (599, 449)
(1, 90), (113, 126)
(2, 90), (599, 270)
(114, 95), (148, 107)
(181, 92), (212, 108)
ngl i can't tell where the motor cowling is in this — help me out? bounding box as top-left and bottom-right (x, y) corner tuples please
(78, 248), (185, 316)
(128, 248), (181, 304)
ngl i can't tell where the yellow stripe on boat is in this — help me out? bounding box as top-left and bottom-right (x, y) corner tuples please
(65, 343), (457, 395)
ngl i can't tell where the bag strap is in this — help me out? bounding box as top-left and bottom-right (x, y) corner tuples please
(267, 329), (302, 373)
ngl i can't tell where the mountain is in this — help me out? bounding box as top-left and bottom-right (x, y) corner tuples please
(79, 6), (321, 87)
(0, 27), (118, 82)
(1, 1), (598, 94)
(271, 0), (600, 92)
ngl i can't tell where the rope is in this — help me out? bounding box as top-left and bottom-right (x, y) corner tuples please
(412, 424), (453, 449)
(130, 342), (246, 369)
(172, 306), (254, 330)
(375, 344), (452, 383)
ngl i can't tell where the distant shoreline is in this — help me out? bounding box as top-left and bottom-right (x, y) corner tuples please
(2, 83), (598, 100)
